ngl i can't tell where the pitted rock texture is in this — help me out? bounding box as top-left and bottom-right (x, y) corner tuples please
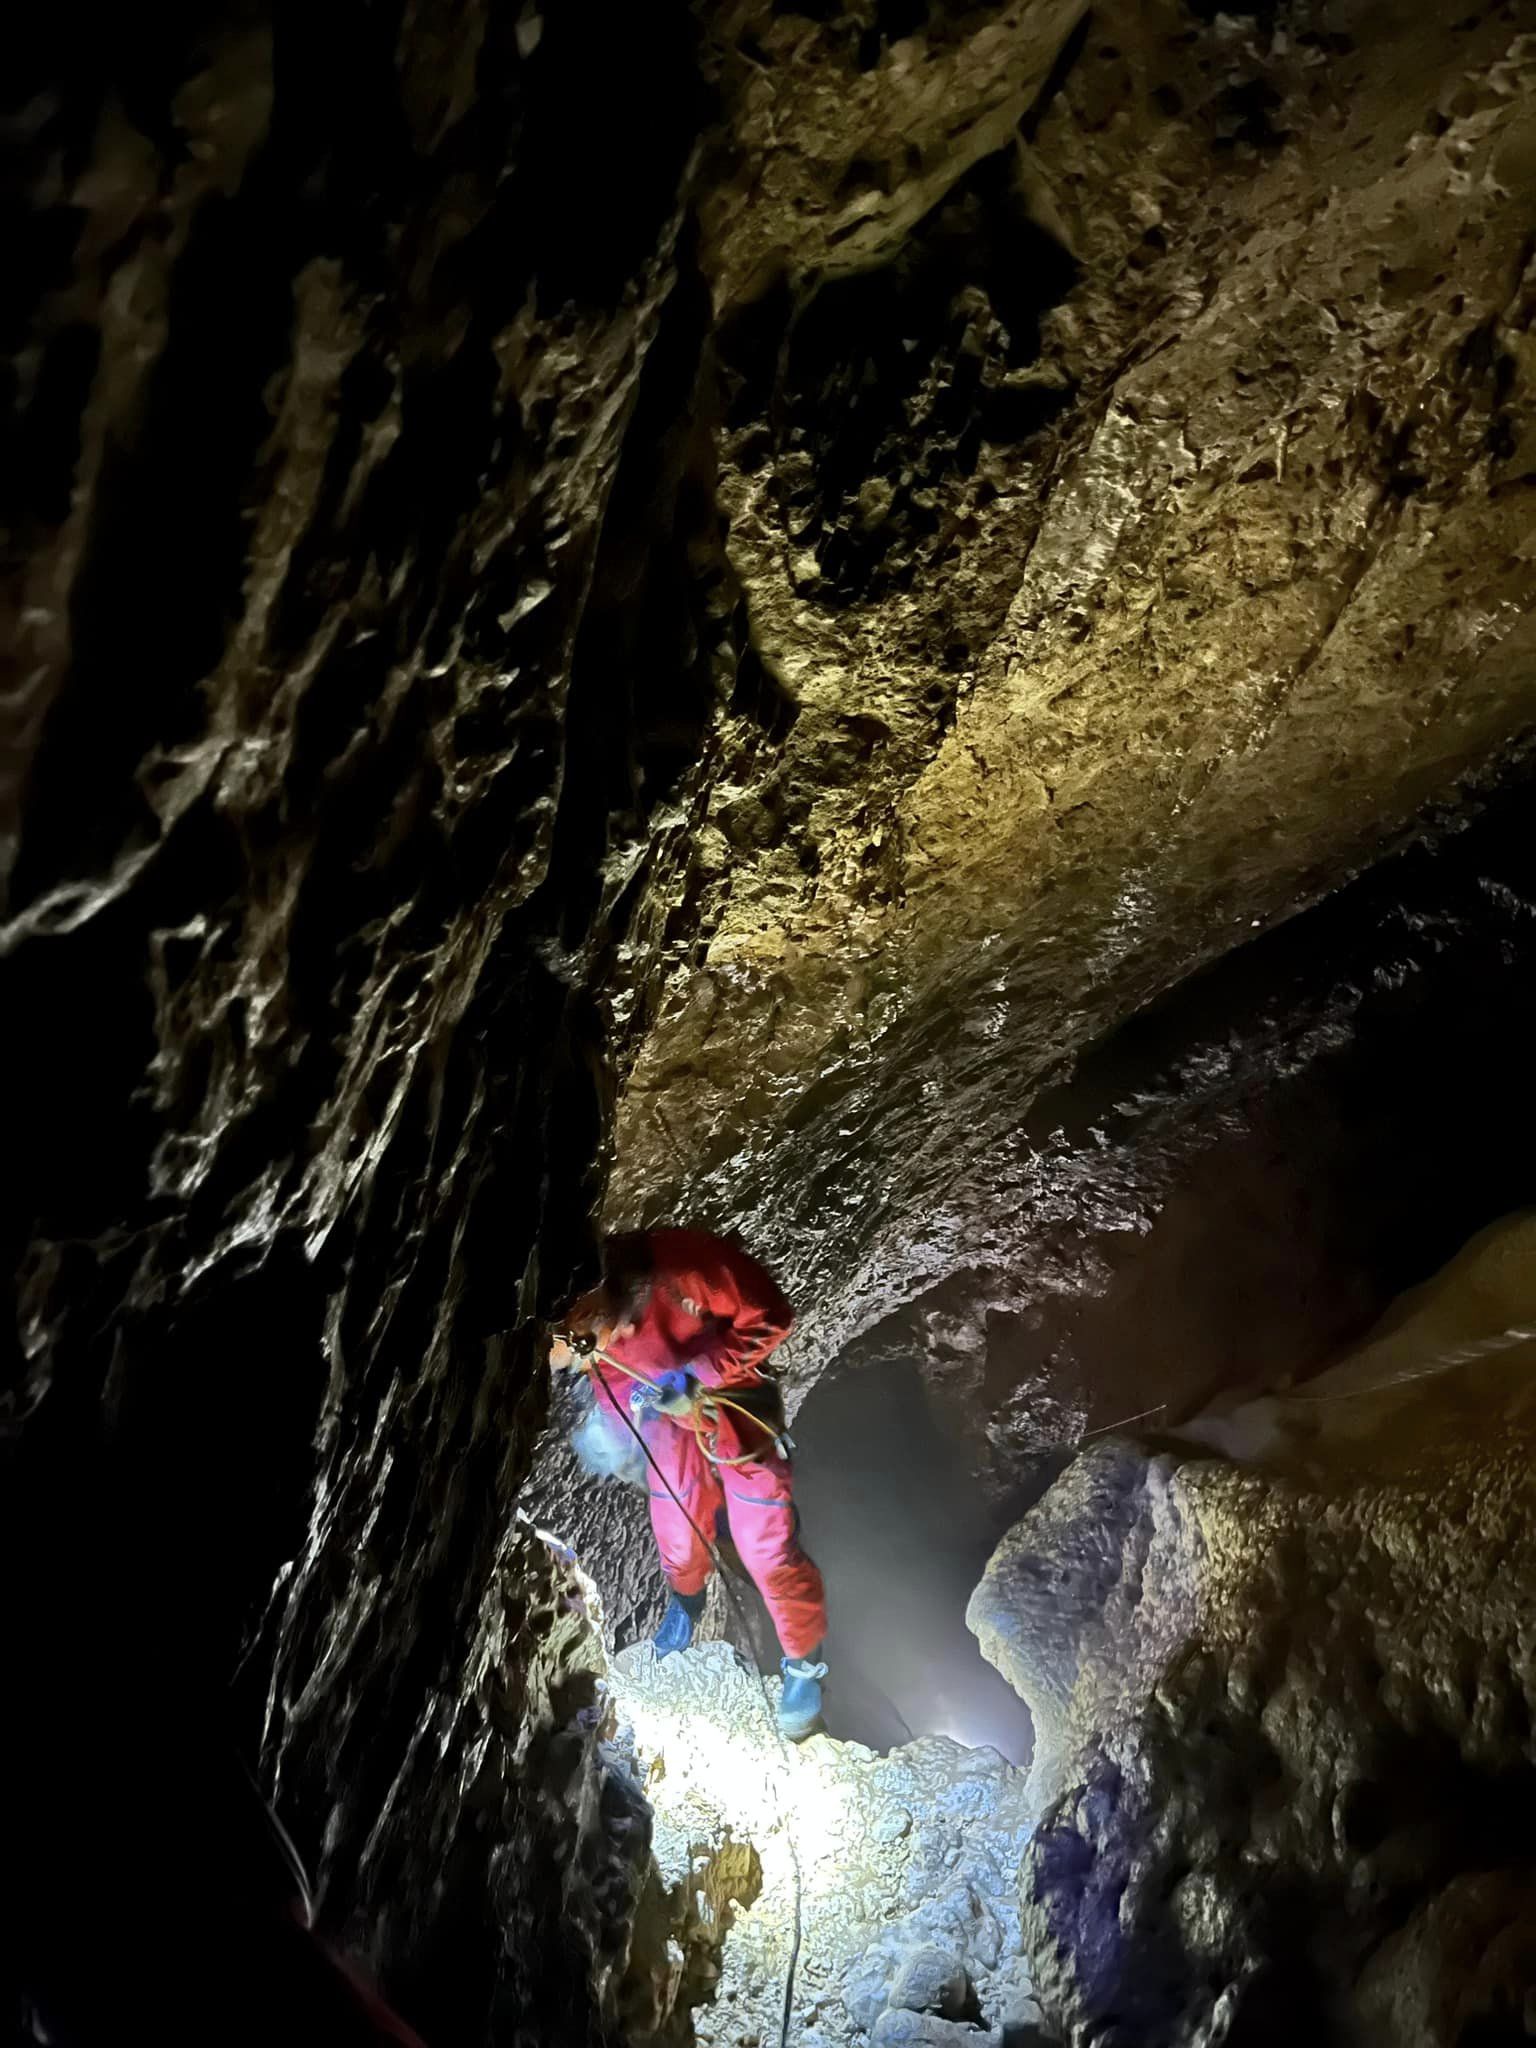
(833, 785), (1536, 1500)
(696, 0), (1087, 306)
(11, 1), (1536, 2040)
(608, 1640), (1041, 2048)
(612, 0), (1536, 1391)
(5, 4), (719, 2038)
(970, 1216), (1536, 2048)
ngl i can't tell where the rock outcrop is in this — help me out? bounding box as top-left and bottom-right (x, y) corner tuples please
(10, 2), (1536, 2041)
(971, 1214), (1536, 2047)
(607, 1639), (1042, 2048)
(612, 0), (1536, 1386)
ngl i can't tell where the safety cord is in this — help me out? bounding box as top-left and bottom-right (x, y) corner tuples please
(559, 1343), (792, 1467)
(1283, 1320), (1536, 1402)
(1079, 1323), (1536, 1442)
(582, 1345), (806, 2048)
(239, 1751), (315, 1929)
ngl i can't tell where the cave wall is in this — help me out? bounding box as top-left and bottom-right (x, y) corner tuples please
(970, 1216), (1536, 2047)
(10, 2), (1536, 2040)
(843, 781), (1536, 1498)
(530, 0), (1536, 1667)
(3, 5), (722, 2038)
(612, 0), (1536, 1385)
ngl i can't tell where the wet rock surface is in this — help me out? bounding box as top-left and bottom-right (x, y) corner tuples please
(5, 3), (716, 2038)
(971, 1216), (1536, 2047)
(608, 1639), (1040, 2048)
(613, 0), (1536, 1384)
(867, 786), (1536, 1489)
(9, 2), (1536, 2042)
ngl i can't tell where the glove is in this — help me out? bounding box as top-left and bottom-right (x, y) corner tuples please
(633, 1367), (695, 1421)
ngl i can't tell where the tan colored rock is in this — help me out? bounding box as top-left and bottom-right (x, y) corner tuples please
(970, 1215), (1536, 2045)
(613, 3), (1536, 1386)
(698, 1), (1088, 308)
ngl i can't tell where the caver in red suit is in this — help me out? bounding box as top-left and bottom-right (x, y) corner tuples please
(556, 1229), (828, 1672)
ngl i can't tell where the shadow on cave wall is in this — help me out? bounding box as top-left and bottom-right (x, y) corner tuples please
(863, 770), (1536, 1497)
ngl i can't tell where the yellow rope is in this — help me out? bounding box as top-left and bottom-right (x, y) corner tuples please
(556, 1341), (786, 1464)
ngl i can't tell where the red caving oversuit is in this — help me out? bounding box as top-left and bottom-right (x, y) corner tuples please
(587, 1229), (827, 1659)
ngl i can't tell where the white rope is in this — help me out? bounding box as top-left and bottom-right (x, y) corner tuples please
(1284, 1321), (1536, 1403)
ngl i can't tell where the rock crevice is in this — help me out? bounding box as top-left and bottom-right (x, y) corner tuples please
(9, 3), (1536, 2043)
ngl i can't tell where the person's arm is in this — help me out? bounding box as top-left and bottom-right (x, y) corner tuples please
(647, 1369), (696, 1416)
(671, 1239), (794, 1390)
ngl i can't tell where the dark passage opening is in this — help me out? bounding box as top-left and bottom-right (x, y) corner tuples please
(789, 1354), (1039, 1763)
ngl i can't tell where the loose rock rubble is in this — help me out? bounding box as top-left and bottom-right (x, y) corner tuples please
(607, 1641), (1044, 2048)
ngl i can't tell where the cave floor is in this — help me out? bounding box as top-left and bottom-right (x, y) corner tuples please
(607, 1640), (1041, 2048)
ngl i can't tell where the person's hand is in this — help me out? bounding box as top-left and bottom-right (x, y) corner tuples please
(651, 1367), (696, 1418)
(549, 1333), (575, 1371)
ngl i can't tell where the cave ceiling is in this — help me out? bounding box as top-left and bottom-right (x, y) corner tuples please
(610, 0), (1536, 1376)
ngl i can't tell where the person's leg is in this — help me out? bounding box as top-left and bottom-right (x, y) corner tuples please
(722, 1459), (827, 1661)
(647, 1425), (727, 1653)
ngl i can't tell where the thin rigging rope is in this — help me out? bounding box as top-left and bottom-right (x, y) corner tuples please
(586, 1347), (807, 2048)
(1282, 1320), (1536, 1402)
(1078, 1327), (1536, 1444)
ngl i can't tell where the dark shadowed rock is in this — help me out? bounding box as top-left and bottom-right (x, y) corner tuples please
(8, 3), (1536, 2043)
(4, 2), (715, 2036)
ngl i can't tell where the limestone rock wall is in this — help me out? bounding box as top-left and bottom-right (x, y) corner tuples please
(970, 1216), (1536, 2047)
(835, 787), (1536, 1499)
(3, 6), (720, 2038)
(10, 2), (1536, 2040)
(613, 0), (1536, 1388)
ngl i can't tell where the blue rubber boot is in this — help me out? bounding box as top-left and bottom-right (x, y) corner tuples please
(778, 1651), (829, 1740)
(654, 1589), (706, 1658)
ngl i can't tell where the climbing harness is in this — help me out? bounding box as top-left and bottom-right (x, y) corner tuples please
(553, 1329), (795, 1466)
(554, 1328), (807, 2048)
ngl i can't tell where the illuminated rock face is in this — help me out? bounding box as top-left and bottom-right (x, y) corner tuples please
(10, 1), (1536, 2042)
(607, 1639), (1041, 2048)
(612, 1), (1536, 1391)
(971, 1217), (1536, 2047)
